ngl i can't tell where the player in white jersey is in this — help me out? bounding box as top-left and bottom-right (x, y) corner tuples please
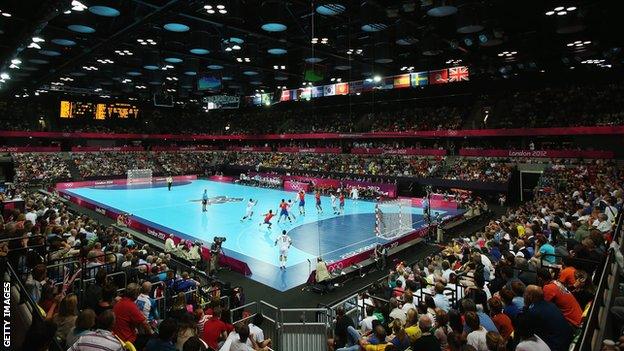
(330, 193), (339, 215)
(241, 198), (257, 222)
(350, 186), (359, 200)
(287, 199), (296, 220)
(275, 230), (292, 270)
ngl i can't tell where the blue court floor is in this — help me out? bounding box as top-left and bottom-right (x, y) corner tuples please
(65, 180), (457, 291)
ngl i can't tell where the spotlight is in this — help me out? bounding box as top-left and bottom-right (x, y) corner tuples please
(373, 75), (382, 83)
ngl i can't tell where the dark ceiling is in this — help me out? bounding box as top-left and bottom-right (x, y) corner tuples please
(0, 0), (621, 101)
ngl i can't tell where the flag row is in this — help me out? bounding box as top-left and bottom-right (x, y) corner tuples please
(246, 66), (469, 106)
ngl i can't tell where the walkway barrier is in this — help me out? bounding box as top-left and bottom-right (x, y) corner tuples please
(260, 300), (280, 350)
(279, 308), (330, 351)
(3, 258), (65, 351)
(575, 212), (623, 351)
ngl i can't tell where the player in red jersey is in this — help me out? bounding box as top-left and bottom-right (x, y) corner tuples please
(277, 199), (292, 223)
(259, 210), (275, 229)
(298, 190), (306, 215)
(315, 190), (323, 214)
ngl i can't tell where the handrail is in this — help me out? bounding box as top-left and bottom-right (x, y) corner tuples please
(576, 212), (624, 351)
(3, 258), (65, 351)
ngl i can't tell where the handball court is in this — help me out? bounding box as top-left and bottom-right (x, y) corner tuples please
(62, 179), (461, 291)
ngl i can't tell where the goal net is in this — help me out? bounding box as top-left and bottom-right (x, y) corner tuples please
(127, 169), (153, 185)
(374, 199), (414, 239)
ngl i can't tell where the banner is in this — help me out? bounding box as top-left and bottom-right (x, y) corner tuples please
(335, 82), (349, 95)
(429, 69), (449, 85)
(343, 180), (397, 198)
(400, 196), (458, 210)
(150, 145), (218, 151)
(2, 125), (624, 141)
(311, 86), (324, 98)
(277, 147), (341, 154)
(411, 72), (429, 87)
(208, 175), (234, 183)
(324, 84), (336, 96)
(283, 180), (310, 193)
(71, 146), (144, 152)
(448, 66), (469, 82)
(227, 146), (272, 152)
(280, 90), (291, 102)
(393, 74), (411, 89)
(56, 175), (197, 190)
(349, 80), (363, 95)
(351, 147), (447, 156)
(0, 146), (61, 152)
(458, 148), (615, 159)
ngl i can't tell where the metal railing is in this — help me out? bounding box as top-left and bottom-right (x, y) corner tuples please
(4, 258), (65, 351)
(575, 212), (623, 351)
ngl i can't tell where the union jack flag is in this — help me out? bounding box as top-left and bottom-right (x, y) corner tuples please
(448, 66), (469, 82)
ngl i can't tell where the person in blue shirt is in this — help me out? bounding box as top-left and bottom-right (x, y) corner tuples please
(535, 235), (556, 265)
(433, 282), (451, 312)
(460, 298), (498, 333)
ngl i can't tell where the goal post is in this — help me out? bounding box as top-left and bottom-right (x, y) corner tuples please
(374, 198), (414, 239)
(127, 169), (153, 185)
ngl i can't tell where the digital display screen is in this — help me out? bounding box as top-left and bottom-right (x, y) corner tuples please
(60, 101), (139, 119)
(197, 75), (222, 91)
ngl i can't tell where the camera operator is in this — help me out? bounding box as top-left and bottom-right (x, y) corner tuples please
(208, 236), (226, 275)
(372, 243), (387, 270)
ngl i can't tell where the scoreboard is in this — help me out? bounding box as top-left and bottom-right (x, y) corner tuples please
(60, 101), (139, 119)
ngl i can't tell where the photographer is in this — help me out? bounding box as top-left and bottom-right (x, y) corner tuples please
(209, 236), (226, 275)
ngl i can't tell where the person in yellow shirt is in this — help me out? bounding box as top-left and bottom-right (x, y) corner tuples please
(404, 308), (422, 342)
(516, 223), (526, 237)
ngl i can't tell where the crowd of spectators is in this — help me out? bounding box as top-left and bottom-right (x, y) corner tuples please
(1, 152), (621, 351)
(72, 152), (227, 179)
(490, 83), (624, 129)
(2, 188), (266, 351)
(12, 152), (71, 184)
(3, 82), (624, 136)
(444, 158), (513, 183)
(325, 159), (621, 351)
(9, 150), (517, 184)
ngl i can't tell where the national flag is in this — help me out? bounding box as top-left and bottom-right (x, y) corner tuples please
(324, 84), (336, 96)
(393, 74), (411, 88)
(349, 80), (363, 95)
(335, 82), (349, 95)
(311, 86), (324, 98)
(429, 69), (449, 85)
(378, 77), (394, 90)
(362, 79), (375, 92)
(261, 93), (272, 105)
(410, 72), (429, 87)
(280, 89), (291, 102)
(300, 87), (312, 100)
(448, 66), (469, 82)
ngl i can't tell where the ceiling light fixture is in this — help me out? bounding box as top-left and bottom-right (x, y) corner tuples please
(71, 1), (87, 12)
(115, 50), (134, 56)
(545, 5), (576, 16)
